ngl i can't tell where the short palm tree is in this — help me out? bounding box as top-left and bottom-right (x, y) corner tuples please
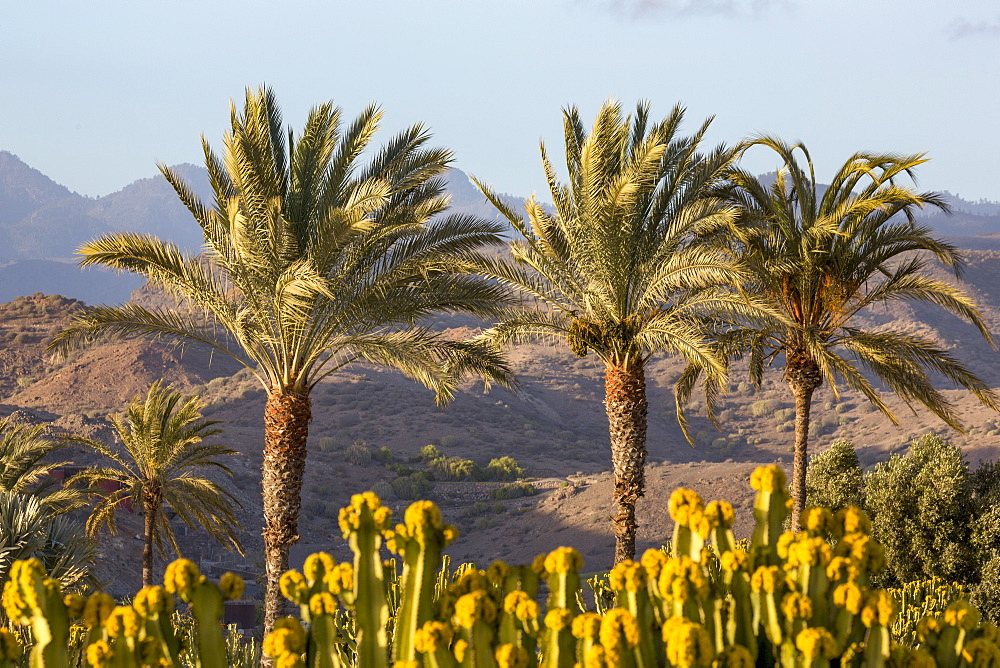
(65, 381), (242, 587)
(473, 100), (748, 562)
(0, 417), (84, 512)
(704, 136), (999, 523)
(0, 419), (96, 596)
(52, 87), (512, 628)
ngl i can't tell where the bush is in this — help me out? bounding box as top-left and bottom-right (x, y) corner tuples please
(439, 435), (459, 448)
(772, 408), (794, 423)
(428, 456), (483, 482)
(749, 398), (782, 417)
(865, 434), (978, 586)
(344, 440), (372, 466)
(373, 446), (395, 465)
(489, 482), (538, 500)
(806, 439), (864, 512)
(484, 456), (524, 481)
(419, 444), (442, 462)
(316, 437), (336, 453)
(370, 480), (395, 501)
(390, 472), (433, 500)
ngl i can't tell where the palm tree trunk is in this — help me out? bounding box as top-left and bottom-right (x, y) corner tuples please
(786, 353), (822, 529)
(605, 362), (648, 564)
(262, 389), (311, 638)
(142, 496), (157, 588)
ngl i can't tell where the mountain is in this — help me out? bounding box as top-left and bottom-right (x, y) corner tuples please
(0, 152), (517, 304)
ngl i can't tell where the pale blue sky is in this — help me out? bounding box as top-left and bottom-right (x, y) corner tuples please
(2, 0), (998, 201)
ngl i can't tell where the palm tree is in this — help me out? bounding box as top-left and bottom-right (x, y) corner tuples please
(0, 419), (96, 596)
(0, 418), (84, 513)
(701, 136), (1000, 523)
(51, 87), (512, 629)
(472, 100), (748, 562)
(65, 381), (242, 587)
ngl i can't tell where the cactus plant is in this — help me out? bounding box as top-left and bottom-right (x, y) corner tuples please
(6, 467), (1000, 667)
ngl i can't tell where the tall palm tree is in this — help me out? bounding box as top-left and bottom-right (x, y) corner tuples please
(473, 100), (748, 562)
(699, 136), (1000, 523)
(65, 382), (242, 587)
(51, 87), (512, 629)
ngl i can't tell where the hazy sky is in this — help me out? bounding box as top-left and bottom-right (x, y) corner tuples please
(3, 0), (998, 202)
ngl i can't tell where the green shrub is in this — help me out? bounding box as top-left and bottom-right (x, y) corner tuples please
(370, 480), (395, 501)
(344, 440), (372, 466)
(418, 444), (442, 462)
(390, 472), (433, 500)
(428, 456), (482, 481)
(749, 398), (782, 417)
(316, 436), (336, 453)
(806, 438), (864, 511)
(373, 446), (395, 465)
(773, 408), (794, 423)
(438, 435), (459, 448)
(489, 482), (539, 500)
(484, 455), (524, 481)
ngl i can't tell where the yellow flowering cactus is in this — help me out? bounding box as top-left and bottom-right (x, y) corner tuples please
(7, 474), (1000, 668)
(390, 500), (459, 664)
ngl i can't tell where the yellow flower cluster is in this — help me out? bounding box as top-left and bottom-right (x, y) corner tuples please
(338, 491), (393, 538)
(303, 552), (335, 583)
(308, 592), (337, 616)
(834, 506), (871, 537)
(219, 572), (245, 600)
(63, 593), (85, 619)
(325, 562), (353, 595)
(163, 559), (204, 599)
(544, 547), (583, 575)
(780, 592), (812, 620)
(280, 570), (309, 605)
(800, 507), (834, 534)
(640, 549), (669, 579)
(583, 645), (608, 668)
(263, 617), (306, 667)
(750, 465), (786, 493)
(453, 639), (469, 663)
(608, 560), (647, 592)
(832, 582), (864, 614)
(84, 593), (116, 629)
(414, 620), (452, 653)
(105, 606), (140, 638)
(87, 640), (112, 668)
(826, 556), (860, 584)
(662, 616), (714, 667)
(659, 555), (709, 602)
(784, 535), (832, 568)
(719, 549), (749, 573)
(495, 643), (529, 668)
(750, 566), (782, 594)
(571, 612), (603, 640)
(669, 488), (704, 526)
(387, 501), (458, 555)
(544, 608), (574, 631)
(453, 590), (497, 628)
(133, 586), (172, 616)
(1, 558), (55, 623)
(600, 608), (640, 663)
(503, 591), (539, 622)
(704, 500), (735, 529)
(860, 590), (897, 628)
(835, 533), (886, 574)
(794, 627), (836, 660)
